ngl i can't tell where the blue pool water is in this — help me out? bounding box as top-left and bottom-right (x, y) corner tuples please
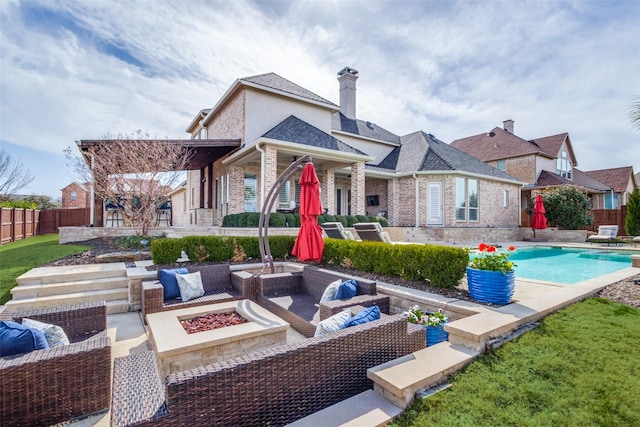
(472, 247), (633, 284)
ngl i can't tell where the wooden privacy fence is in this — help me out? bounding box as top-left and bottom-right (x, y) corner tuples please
(0, 208), (39, 245)
(0, 208), (91, 245)
(38, 208), (91, 235)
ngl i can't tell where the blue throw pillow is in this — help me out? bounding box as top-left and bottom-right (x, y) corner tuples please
(159, 268), (189, 301)
(334, 279), (357, 300)
(344, 306), (381, 328)
(0, 320), (49, 356)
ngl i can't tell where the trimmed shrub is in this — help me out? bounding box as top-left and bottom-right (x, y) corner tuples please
(323, 239), (467, 289)
(150, 238), (183, 264)
(346, 215), (359, 226)
(324, 214), (337, 222)
(269, 213), (286, 227)
(246, 212), (261, 227)
(355, 215), (369, 223)
(377, 217), (389, 227)
(335, 215), (348, 227)
(317, 215), (326, 224)
(284, 214), (296, 227)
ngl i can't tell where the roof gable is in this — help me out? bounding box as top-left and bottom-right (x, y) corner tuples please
(585, 166), (635, 191)
(262, 115), (365, 155)
(241, 73), (337, 107)
(450, 127), (545, 161)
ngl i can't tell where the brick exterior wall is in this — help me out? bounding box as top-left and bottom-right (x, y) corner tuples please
(501, 155), (537, 184)
(322, 169), (335, 214)
(61, 182), (91, 209)
(204, 89), (246, 140)
(364, 178), (388, 216)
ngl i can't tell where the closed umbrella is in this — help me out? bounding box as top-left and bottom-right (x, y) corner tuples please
(531, 194), (547, 238)
(292, 162), (324, 262)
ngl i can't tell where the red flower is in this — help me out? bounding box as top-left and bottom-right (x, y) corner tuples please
(487, 246), (497, 253)
(508, 245), (516, 251)
(478, 243), (488, 251)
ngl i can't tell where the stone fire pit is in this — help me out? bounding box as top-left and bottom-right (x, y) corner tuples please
(147, 300), (289, 378)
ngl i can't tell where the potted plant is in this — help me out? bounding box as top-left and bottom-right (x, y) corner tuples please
(467, 243), (517, 305)
(405, 305), (449, 347)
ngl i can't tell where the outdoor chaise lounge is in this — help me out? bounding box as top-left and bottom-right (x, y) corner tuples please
(256, 265), (390, 337)
(634, 236), (640, 247)
(321, 221), (355, 240)
(110, 312), (425, 427)
(354, 221), (392, 243)
(142, 264), (255, 322)
(0, 302), (111, 427)
(587, 225), (619, 245)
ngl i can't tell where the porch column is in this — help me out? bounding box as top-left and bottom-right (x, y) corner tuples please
(350, 162), (365, 216)
(322, 168), (335, 214)
(263, 146), (278, 212)
(387, 179), (398, 226)
(228, 166), (244, 215)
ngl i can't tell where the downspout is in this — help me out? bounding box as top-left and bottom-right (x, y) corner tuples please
(255, 141), (265, 207)
(413, 173), (419, 228)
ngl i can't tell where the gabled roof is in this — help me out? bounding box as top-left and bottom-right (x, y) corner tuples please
(331, 112), (400, 145)
(241, 73), (337, 107)
(531, 170), (573, 188)
(263, 115), (365, 155)
(585, 166), (636, 191)
(374, 131), (519, 182)
(572, 168), (611, 192)
(530, 133), (578, 166)
(450, 127), (549, 162)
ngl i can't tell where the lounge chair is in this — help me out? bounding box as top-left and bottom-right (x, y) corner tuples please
(354, 222), (392, 243)
(633, 236), (640, 247)
(587, 225), (619, 245)
(321, 221), (355, 240)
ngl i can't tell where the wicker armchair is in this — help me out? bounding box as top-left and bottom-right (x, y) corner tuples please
(142, 264), (255, 322)
(0, 302), (111, 427)
(257, 265), (390, 337)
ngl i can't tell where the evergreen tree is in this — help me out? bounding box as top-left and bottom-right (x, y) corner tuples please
(542, 185), (592, 230)
(625, 188), (640, 236)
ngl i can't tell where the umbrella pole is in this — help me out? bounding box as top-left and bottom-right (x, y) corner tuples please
(258, 154), (311, 273)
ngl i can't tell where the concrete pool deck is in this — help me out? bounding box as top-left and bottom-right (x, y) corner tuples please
(27, 241), (640, 426)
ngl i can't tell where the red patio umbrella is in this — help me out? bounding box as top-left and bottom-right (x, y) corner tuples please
(531, 194), (547, 238)
(292, 162), (325, 262)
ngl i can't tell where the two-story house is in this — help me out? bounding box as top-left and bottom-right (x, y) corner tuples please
(180, 67), (523, 229)
(450, 121), (631, 224)
(61, 182), (91, 209)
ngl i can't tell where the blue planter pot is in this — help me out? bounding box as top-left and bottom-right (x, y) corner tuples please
(425, 323), (449, 347)
(466, 267), (515, 305)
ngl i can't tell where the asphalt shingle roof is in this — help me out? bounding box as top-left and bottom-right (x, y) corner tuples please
(262, 115), (365, 155)
(585, 166), (635, 191)
(375, 131), (518, 181)
(331, 112), (400, 145)
(241, 73), (337, 107)
(451, 127), (549, 161)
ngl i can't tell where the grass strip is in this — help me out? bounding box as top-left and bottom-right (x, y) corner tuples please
(391, 298), (640, 426)
(0, 234), (90, 304)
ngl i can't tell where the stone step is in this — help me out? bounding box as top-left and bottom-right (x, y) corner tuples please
(367, 342), (479, 408)
(106, 299), (131, 314)
(4, 288), (129, 313)
(10, 277), (130, 299)
(286, 389), (402, 427)
(16, 263), (127, 286)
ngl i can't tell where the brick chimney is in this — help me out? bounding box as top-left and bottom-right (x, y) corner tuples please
(337, 66), (359, 119)
(503, 119), (514, 134)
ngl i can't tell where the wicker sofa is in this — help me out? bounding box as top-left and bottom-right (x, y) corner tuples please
(141, 264), (255, 321)
(256, 265), (390, 337)
(110, 313), (425, 427)
(0, 302), (111, 427)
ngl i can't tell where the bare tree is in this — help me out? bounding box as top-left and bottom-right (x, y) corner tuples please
(66, 131), (193, 235)
(0, 149), (34, 199)
(631, 97), (640, 131)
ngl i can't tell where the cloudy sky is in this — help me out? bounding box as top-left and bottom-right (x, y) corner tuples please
(1, 0), (639, 198)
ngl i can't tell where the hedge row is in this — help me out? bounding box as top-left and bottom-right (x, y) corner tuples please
(222, 212), (388, 228)
(322, 239), (468, 289)
(151, 235), (467, 289)
(150, 235), (297, 265)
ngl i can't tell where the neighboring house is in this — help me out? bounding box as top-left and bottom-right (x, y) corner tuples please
(61, 182), (91, 209)
(450, 121), (615, 216)
(181, 67), (523, 228)
(584, 166), (638, 209)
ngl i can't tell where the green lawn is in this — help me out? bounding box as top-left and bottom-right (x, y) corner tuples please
(0, 234), (90, 304)
(390, 298), (640, 426)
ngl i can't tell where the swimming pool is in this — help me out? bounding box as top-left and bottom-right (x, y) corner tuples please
(472, 246), (634, 284)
